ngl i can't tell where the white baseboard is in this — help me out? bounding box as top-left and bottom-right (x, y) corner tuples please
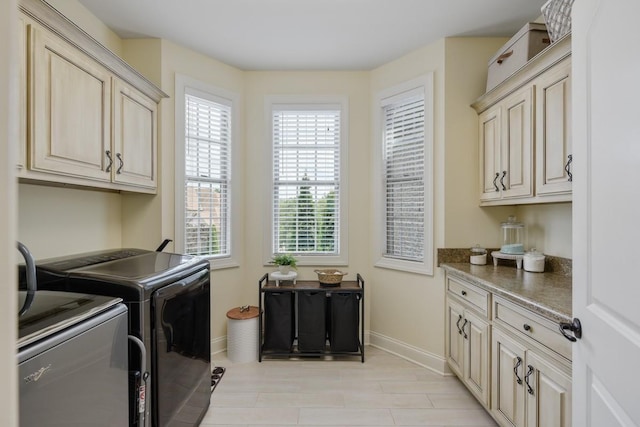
(369, 331), (452, 376)
(211, 335), (227, 355)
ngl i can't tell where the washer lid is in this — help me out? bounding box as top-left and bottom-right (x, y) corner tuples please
(67, 251), (209, 289)
(18, 290), (122, 348)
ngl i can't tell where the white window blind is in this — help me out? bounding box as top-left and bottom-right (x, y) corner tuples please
(184, 94), (231, 257)
(272, 108), (341, 255)
(383, 95), (425, 261)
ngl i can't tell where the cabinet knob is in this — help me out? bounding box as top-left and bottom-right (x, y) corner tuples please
(523, 324), (531, 332)
(461, 290), (467, 296)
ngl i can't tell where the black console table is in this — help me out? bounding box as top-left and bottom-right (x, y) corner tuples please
(258, 273), (365, 362)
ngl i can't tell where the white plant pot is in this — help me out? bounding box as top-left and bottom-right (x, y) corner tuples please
(278, 265), (290, 274)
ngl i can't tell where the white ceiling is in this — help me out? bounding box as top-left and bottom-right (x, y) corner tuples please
(78, 0), (547, 71)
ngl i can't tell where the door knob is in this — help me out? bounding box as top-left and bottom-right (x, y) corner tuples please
(559, 318), (582, 342)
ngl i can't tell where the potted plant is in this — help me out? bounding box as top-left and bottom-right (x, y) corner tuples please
(271, 254), (297, 274)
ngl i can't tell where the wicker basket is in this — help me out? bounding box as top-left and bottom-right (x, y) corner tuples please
(314, 269), (347, 286)
(541, 0), (574, 42)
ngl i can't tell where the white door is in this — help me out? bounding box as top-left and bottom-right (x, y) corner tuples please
(572, 0), (640, 426)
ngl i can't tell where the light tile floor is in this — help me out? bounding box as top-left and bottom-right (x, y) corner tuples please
(201, 346), (497, 426)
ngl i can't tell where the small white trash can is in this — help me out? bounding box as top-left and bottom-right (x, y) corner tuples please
(226, 306), (259, 364)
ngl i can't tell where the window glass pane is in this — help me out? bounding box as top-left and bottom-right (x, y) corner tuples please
(383, 96), (425, 261)
(272, 109), (340, 255)
(185, 94), (231, 257)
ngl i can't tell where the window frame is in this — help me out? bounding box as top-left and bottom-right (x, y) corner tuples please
(175, 74), (241, 269)
(373, 74), (434, 275)
(264, 95), (349, 267)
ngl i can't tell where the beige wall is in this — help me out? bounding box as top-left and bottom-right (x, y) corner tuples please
(18, 184), (123, 258)
(45, 0), (123, 56)
(369, 40), (447, 367)
(1, 0), (18, 423)
(443, 38), (514, 249)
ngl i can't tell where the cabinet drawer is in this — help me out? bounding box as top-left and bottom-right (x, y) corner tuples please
(493, 296), (571, 360)
(446, 276), (490, 317)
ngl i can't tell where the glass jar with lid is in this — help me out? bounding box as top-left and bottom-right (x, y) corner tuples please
(500, 216), (525, 254)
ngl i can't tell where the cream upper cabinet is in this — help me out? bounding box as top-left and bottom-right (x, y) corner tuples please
(29, 24), (112, 182)
(479, 87), (533, 203)
(472, 34), (571, 206)
(18, 0), (166, 193)
(445, 277), (491, 407)
(112, 79), (157, 189)
(479, 105), (502, 202)
(535, 59), (572, 198)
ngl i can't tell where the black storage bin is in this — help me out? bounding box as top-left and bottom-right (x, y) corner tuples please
(297, 291), (327, 352)
(263, 291), (295, 352)
(330, 293), (360, 352)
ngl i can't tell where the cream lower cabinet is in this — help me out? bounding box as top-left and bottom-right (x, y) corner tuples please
(492, 296), (572, 427)
(445, 278), (491, 407)
(492, 327), (571, 427)
(444, 273), (572, 427)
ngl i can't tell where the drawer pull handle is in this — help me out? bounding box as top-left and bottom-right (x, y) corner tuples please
(456, 314), (463, 335)
(496, 50), (513, 64)
(500, 170), (507, 190)
(105, 150), (113, 173)
(523, 324), (531, 332)
(514, 356), (523, 385)
(461, 319), (468, 339)
(116, 153), (124, 174)
(461, 290), (467, 296)
(525, 364), (535, 395)
(559, 317), (582, 342)
(565, 154), (573, 182)
(493, 172), (500, 192)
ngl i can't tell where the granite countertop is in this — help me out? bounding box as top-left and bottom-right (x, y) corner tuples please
(441, 263), (572, 324)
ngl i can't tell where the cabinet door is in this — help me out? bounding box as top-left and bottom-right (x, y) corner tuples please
(525, 350), (571, 427)
(535, 59), (572, 197)
(479, 105), (502, 202)
(29, 25), (111, 181)
(462, 309), (490, 406)
(445, 298), (465, 378)
(112, 79), (157, 189)
(492, 328), (526, 427)
(501, 87), (533, 200)
(17, 15), (26, 171)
